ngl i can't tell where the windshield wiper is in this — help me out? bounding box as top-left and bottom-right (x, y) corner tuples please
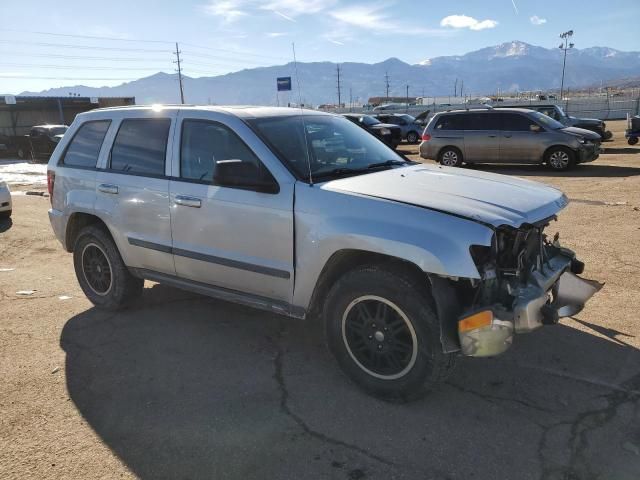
(313, 167), (366, 179)
(367, 159), (408, 169)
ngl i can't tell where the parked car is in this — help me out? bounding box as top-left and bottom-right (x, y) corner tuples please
(496, 104), (612, 140)
(341, 113), (401, 149)
(0, 180), (12, 219)
(47, 105), (600, 400)
(420, 108), (601, 171)
(373, 113), (424, 144)
(14, 125), (69, 160)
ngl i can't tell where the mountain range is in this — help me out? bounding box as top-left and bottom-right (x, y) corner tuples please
(21, 41), (640, 106)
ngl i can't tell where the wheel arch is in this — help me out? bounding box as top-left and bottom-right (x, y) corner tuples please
(437, 145), (464, 161)
(307, 249), (463, 353)
(543, 144), (577, 160)
(64, 212), (112, 253)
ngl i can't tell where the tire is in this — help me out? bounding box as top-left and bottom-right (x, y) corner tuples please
(629, 137), (639, 146)
(73, 225), (143, 310)
(603, 130), (613, 141)
(406, 131), (419, 144)
(545, 146), (575, 171)
(438, 147), (463, 167)
(0, 210), (11, 219)
(16, 147), (26, 160)
(324, 265), (456, 401)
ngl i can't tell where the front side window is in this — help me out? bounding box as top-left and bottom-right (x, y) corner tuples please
(180, 119), (269, 185)
(110, 118), (170, 176)
(61, 120), (111, 168)
(248, 114), (405, 181)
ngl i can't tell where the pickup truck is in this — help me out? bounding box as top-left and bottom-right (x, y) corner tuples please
(46, 105), (601, 400)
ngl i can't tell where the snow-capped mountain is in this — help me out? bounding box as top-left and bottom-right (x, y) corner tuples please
(20, 41), (640, 105)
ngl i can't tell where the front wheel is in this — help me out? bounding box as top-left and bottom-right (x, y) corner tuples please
(73, 225), (143, 310)
(629, 137), (639, 146)
(16, 147), (27, 159)
(324, 265), (455, 401)
(602, 130), (613, 141)
(438, 147), (463, 167)
(546, 146), (575, 171)
(406, 131), (419, 144)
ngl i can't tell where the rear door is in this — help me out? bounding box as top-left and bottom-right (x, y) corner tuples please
(168, 110), (294, 302)
(95, 110), (177, 276)
(463, 112), (499, 163)
(497, 112), (544, 163)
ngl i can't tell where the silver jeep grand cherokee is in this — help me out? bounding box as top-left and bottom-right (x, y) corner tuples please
(47, 105), (601, 400)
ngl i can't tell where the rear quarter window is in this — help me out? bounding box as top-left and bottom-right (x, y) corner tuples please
(109, 118), (171, 176)
(434, 114), (465, 130)
(61, 120), (111, 168)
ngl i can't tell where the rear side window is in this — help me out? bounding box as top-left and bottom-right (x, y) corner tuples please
(435, 114), (464, 130)
(110, 118), (171, 176)
(465, 113), (500, 130)
(499, 113), (539, 132)
(61, 120), (111, 168)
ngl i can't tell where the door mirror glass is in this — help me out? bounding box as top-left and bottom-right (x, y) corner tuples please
(212, 159), (279, 194)
(530, 124), (542, 133)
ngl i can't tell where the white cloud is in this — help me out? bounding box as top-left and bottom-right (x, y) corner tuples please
(261, 0), (336, 15)
(266, 32), (288, 37)
(440, 14), (498, 31)
(202, 0), (248, 22)
(271, 9), (296, 22)
(530, 15), (547, 25)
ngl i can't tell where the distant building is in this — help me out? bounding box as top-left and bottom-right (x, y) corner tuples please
(0, 96), (135, 137)
(367, 96), (418, 107)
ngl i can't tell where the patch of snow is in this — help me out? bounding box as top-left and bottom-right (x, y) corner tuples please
(492, 41), (528, 59)
(418, 59), (432, 66)
(0, 160), (47, 185)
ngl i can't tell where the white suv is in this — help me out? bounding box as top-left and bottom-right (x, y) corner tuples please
(47, 105), (600, 400)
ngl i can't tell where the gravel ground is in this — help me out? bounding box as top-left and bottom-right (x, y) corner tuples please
(1, 119), (639, 480)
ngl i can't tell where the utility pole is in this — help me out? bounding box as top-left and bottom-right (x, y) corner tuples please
(405, 84), (409, 112)
(174, 42), (185, 104)
(385, 72), (390, 101)
(336, 64), (342, 108)
(454, 78), (458, 97)
(349, 86), (353, 112)
(460, 80), (464, 99)
(558, 30), (574, 100)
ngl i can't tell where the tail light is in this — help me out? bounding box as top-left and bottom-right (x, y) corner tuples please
(421, 133), (431, 141)
(47, 170), (55, 203)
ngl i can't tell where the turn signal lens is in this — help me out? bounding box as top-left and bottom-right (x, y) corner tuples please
(459, 310), (493, 332)
(421, 133), (431, 141)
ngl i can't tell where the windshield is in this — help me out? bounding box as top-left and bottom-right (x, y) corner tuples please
(555, 105), (567, 117)
(530, 112), (565, 130)
(248, 114), (406, 181)
(48, 126), (68, 136)
(360, 115), (380, 126)
(398, 114), (416, 123)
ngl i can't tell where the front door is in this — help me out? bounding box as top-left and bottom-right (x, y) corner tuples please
(169, 112), (294, 302)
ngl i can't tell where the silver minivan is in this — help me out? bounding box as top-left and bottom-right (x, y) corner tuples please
(419, 108), (601, 171)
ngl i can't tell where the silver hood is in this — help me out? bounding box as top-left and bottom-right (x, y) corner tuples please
(322, 164), (568, 228)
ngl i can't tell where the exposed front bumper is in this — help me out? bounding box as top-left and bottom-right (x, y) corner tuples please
(458, 251), (602, 357)
(577, 143), (600, 163)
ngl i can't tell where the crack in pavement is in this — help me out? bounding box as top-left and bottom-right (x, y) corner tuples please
(537, 371), (640, 480)
(269, 321), (397, 468)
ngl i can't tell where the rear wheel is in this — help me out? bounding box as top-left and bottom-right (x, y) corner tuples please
(406, 131), (419, 144)
(629, 137), (639, 146)
(324, 265), (455, 401)
(603, 130), (613, 141)
(73, 225), (143, 310)
(438, 147), (463, 167)
(0, 210), (11, 219)
(546, 146), (575, 171)
(16, 147), (27, 159)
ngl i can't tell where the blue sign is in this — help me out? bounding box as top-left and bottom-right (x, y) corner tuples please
(277, 77), (292, 92)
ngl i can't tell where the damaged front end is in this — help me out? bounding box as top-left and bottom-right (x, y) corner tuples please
(458, 218), (603, 357)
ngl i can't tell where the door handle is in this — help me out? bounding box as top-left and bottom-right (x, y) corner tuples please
(175, 195), (201, 208)
(98, 183), (118, 194)
(503, 135), (512, 138)
(488, 135), (497, 138)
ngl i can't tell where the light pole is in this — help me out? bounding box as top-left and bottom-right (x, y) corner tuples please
(559, 30), (574, 100)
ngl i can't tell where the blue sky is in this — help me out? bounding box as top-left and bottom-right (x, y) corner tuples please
(1, 0), (639, 94)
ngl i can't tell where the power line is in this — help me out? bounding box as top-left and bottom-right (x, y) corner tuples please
(2, 51), (170, 62)
(0, 75), (139, 80)
(0, 39), (169, 53)
(0, 62), (169, 71)
(0, 28), (174, 44)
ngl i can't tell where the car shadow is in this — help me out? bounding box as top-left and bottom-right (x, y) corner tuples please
(469, 163), (640, 178)
(61, 284), (640, 480)
(602, 147), (640, 155)
(0, 217), (12, 233)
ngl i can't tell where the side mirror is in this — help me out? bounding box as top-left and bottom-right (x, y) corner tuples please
(213, 159), (279, 194)
(530, 124), (542, 133)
